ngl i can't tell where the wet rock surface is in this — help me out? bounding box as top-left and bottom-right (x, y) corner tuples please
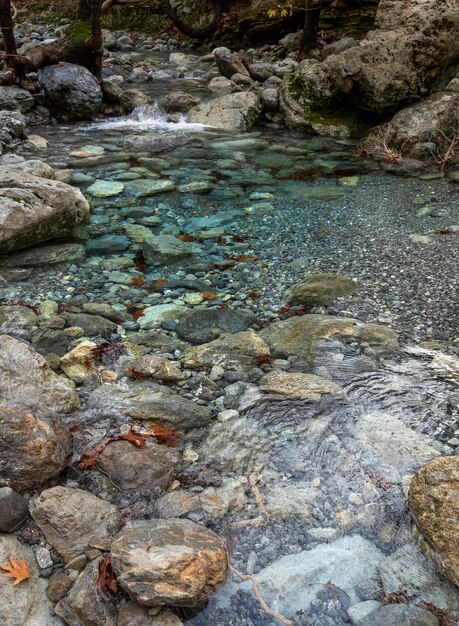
(111, 519), (228, 607)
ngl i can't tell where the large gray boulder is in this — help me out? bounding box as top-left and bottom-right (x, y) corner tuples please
(281, 0), (459, 123)
(39, 62), (102, 120)
(0, 110), (26, 137)
(0, 167), (89, 254)
(188, 92), (262, 130)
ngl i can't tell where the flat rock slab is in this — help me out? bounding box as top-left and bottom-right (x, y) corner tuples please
(182, 331), (270, 370)
(284, 273), (356, 306)
(176, 307), (255, 345)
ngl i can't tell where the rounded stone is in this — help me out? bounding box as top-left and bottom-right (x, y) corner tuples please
(111, 518), (228, 607)
(0, 404), (71, 493)
(408, 456), (459, 587)
(284, 273), (356, 306)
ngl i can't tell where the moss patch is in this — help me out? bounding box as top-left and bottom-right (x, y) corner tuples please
(69, 18), (92, 43)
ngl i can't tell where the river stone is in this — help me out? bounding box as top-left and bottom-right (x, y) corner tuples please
(259, 370), (342, 400)
(357, 604), (439, 626)
(248, 62), (275, 82)
(159, 91), (200, 113)
(0, 110), (26, 137)
(176, 307), (255, 344)
(284, 273), (356, 306)
(62, 312), (118, 338)
(7, 243), (85, 267)
(378, 543), (459, 614)
(86, 179), (125, 197)
(59, 340), (100, 384)
(0, 86), (34, 113)
(39, 63), (102, 120)
(117, 602), (183, 625)
(259, 314), (399, 364)
(0, 404), (71, 493)
(0, 535), (62, 626)
(255, 534), (383, 615)
(0, 487), (29, 531)
(30, 486), (123, 562)
(120, 355), (184, 381)
(82, 302), (129, 323)
(139, 304), (188, 330)
(0, 304), (38, 328)
(143, 234), (196, 266)
(87, 382), (212, 430)
(97, 440), (182, 491)
(213, 46), (249, 79)
(0, 167), (90, 254)
(408, 456), (459, 587)
(0, 335), (79, 412)
(188, 92), (262, 131)
(110, 519), (228, 607)
(182, 331), (270, 370)
(54, 557), (118, 626)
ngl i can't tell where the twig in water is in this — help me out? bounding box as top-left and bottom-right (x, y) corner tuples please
(229, 563), (294, 626)
(230, 474), (269, 530)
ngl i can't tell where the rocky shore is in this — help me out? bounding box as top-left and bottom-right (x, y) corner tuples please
(0, 7), (459, 626)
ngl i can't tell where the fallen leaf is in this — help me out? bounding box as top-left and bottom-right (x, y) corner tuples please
(0, 557), (31, 585)
(201, 290), (217, 300)
(95, 556), (118, 599)
(178, 233), (195, 242)
(147, 424), (179, 447)
(131, 276), (145, 287)
(131, 309), (145, 321)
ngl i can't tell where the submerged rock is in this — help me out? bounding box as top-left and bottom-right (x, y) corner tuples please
(255, 534), (383, 615)
(0, 167), (89, 254)
(259, 370), (342, 400)
(408, 456), (459, 587)
(0, 404), (71, 493)
(188, 92), (262, 131)
(259, 314), (399, 365)
(357, 604), (439, 626)
(182, 331), (270, 370)
(284, 273), (356, 306)
(30, 486), (123, 562)
(143, 234), (196, 266)
(0, 335), (79, 413)
(111, 519), (228, 606)
(176, 307), (255, 345)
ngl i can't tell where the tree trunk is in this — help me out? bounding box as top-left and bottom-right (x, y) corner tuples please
(158, 0), (224, 39)
(0, 0), (103, 77)
(299, 0), (321, 55)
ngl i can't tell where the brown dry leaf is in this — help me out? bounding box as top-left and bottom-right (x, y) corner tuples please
(95, 556), (118, 599)
(146, 424), (179, 447)
(201, 290), (217, 300)
(0, 557), (31, 585)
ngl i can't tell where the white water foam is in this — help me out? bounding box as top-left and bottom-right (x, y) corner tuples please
(82, 104), (208, 133)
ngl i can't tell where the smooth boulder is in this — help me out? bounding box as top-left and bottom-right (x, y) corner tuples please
(111, 519), (228, 606)
(0, 167), (89, 254)
(0, 404), (71, 493)
(408, 456), (459, 587)
(284, 273), (356, 306)
(39, 63), (102, 120)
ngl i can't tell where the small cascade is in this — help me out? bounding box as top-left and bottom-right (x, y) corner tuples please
(83, 103), (208, 133)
